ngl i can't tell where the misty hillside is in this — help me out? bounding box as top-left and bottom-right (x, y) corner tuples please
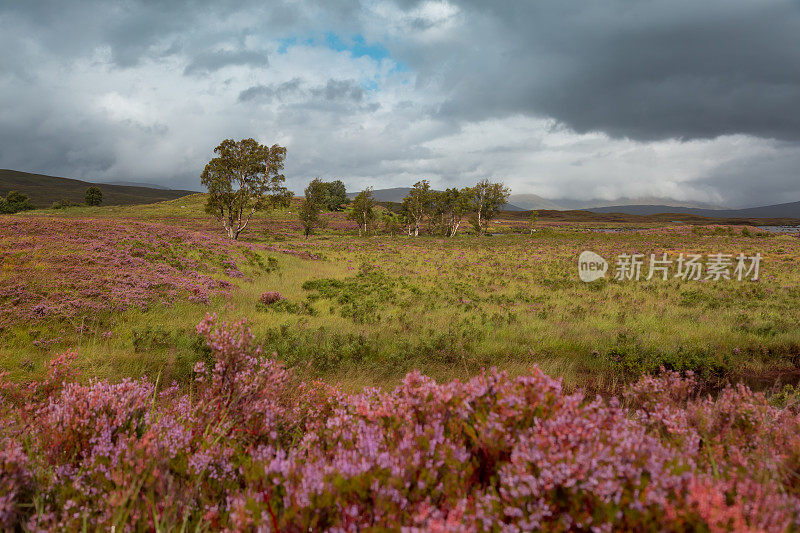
(102, 180), (172, 190)
(588, 202), (800, 219)
(0, 169), (197, 207)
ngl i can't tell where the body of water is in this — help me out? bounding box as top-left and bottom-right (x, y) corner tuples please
(757, 226), (800, 233)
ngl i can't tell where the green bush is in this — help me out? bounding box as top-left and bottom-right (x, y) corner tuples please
(0, 191), (35, 214)
(85, 186), (103, 206)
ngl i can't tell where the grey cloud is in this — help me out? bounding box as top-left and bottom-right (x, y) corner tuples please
(396, 0), (800, 141)
(184, 49), (269, 75)
(238, 78), (303, 102)
(239, 78), (364, 105)
(692, 146), (800, 207)
(3, 0), (800, 205)
(310, 79), (364, 102)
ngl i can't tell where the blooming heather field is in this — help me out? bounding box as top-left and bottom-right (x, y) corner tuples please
(3, 316), (800, 530)
(2, 200), (800, 530)
(0, 217), (253, 323)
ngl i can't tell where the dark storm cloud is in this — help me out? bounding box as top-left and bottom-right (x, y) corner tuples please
(2, 0), (800, 204)
(395, 0), (800, 141)
(693, 146), (800, 207)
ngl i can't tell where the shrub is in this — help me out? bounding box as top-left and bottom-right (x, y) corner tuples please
(1, 319), (800, 530)
(259, 291), (283, 305)
(0, 191), (35, 214)
(50, 199), (79, 209)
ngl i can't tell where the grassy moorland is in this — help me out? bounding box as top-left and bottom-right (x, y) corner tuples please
(2, 198), (799, 393)
(3, 197), (800, 530)
(0, 169), (198, 207)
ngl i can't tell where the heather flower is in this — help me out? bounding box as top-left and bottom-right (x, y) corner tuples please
(1, 323), (800, 530)
(259, 291), (283, 305)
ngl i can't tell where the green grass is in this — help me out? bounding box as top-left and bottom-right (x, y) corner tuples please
(3, 199), (800, 394)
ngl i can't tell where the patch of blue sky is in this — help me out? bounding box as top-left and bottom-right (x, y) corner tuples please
(316, 32), (409, 71)
(277, 32), (409, 85)
(324, 32), (390, 61)
(361, 79), (379, 91)
(276, 37), (297, 54)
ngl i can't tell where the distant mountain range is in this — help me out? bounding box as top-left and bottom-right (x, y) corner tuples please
(587, 202), (800, 220)
(507, 195), (721, 211)
(0, 169), (197, 207)
(102, 180), (173, 190)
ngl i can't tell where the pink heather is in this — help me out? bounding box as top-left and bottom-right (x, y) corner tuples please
(1, 315), (799, 530)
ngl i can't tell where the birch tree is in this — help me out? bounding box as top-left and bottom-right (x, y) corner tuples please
(201, 138), (291, 240)
(466, 179), (510, 235)
(401, 180), (432, 236)
(347, 188), (376, 236)
(433, 187), (471, 237)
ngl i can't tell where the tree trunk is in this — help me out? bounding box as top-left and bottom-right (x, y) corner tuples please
(224, 222), (236, 240)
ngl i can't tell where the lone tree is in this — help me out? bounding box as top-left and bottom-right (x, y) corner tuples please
(467, 179), (510, 235)
(305, 178), (349, 211)
(201, 138), (291, 240)
(85, 186), (103, 206)
(298, 198), (320, 238)
(401, 180), (433, 237)
(299, 179), (325, 238)
(347, 188), (376, 237)
(528, 210), (539, 234)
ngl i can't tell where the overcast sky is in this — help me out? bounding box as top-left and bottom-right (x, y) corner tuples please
(1, 1), (799, 207)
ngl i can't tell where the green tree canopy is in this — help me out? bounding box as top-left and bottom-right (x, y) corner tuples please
(381, 210), (403, 236)
(401, 180), (433, 236)
(347, 188), (376, 237)
(0, 191), (35, 214)
(432, 187), (471, 237)
(298, 198), (321, 238)
(466, 179), (510, 234)
(305, 178), (349, 211)
(85, 186), (103, 206)
(201, 138), (291, 240)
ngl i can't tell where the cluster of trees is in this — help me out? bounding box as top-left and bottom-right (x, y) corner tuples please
(0, 191), (35, 214)
(51, 187), (104, 209)
(199, 138), (512, 240)
(347, 188), (376, 237)
(201, 138), (352, 240)
(344, 179), (510, 237)
(398, 179), (510, 236)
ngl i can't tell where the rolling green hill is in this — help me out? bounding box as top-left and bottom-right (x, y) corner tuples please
(0, 169), (198, 207)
